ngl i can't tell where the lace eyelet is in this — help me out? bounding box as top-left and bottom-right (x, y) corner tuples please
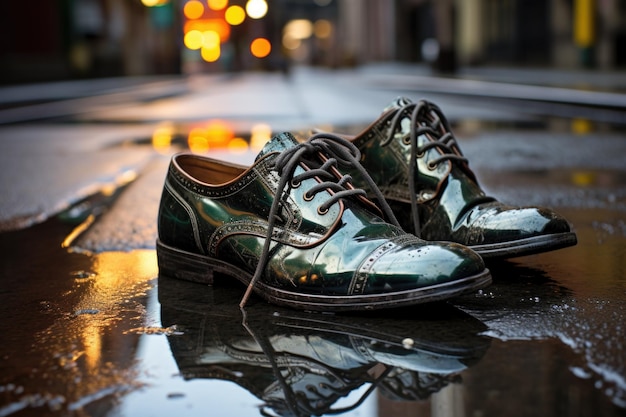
(402, 136), (411, 145)
(417, 150), (425, 158)
(317, 206), (329, 215)
(427, 162), (437, 170)
(290, 179), (301, 188)
(303, 192), (314, 201)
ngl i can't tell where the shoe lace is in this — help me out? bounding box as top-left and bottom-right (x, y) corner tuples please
(239, 132), (401, 308)
(379, 368), (461, 401)
(381, 99), (468, 237)
(241, 310), (393, 417)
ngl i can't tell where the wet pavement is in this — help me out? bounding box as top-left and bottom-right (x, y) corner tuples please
(1, 65), (626, 417)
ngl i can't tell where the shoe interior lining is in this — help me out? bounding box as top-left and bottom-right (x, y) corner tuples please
(177, 154), (247, 186)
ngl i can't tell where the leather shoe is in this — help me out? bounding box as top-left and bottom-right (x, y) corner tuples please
(340, 97), (577, 259)
(157, 132), (490, 311)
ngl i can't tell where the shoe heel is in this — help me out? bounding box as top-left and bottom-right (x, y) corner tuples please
(157, 239), (215, 285)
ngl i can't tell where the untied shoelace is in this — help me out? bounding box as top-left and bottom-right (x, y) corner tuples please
(240, 309), (393, 417)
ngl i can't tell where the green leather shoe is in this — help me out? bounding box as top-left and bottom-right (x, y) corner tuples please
(342, 97), (577, 259)
(157, 132), (490, 311)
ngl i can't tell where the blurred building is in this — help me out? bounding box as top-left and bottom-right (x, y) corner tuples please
(341, 0), (626, 72)
(0, 0), (624, 84)
(0, 0), (180, 84)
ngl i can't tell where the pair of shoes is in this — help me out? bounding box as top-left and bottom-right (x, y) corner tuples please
(157, 131), (490, 311)
(158, 275), (491, 415)
(156, 98), (576, 311)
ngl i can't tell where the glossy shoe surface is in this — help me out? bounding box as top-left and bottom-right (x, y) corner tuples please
(346, 97), (577, 259)
(157, 132), (490, 311)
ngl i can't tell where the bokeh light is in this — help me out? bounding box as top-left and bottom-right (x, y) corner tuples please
(152, 123), (174, 154)
(282, 33), (300, 50)
(282, 19), (313, 59)
(572, 118), (593, 134)
(250, 38), (271, 58)
(184, 0), (205, 19)
(184, 19), (230, 42)
(572, 171), (595, 186)
(246, 0), (268, 19)
(225, 5), (245, 25)
(180, 0), (272, 64)
(188, 127), (210, 153)
(228, 137), (249, 153)
(250, 123), (272, 150)
(201, 45), (221, 62)
(187, 121), (236, 153)
(205, 120), (234, 146)
(314, 19), (332, 39)
(202, 30), (220, 49)
(141, 0), (169, 6)
(284, 19), (313, 40)
(184, 30), (204, 50)
(207, 0), (228, 10)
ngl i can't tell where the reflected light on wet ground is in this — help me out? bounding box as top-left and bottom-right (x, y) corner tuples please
(2, 117), (626, 417)
(0, 220), (157, 416)
(149, 119), (272, 157)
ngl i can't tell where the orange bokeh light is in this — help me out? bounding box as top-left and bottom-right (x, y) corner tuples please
(184, 0), (205, 19)
(187, 121), (234, 152)
(205, 120), (234, 145)
(250, 38), (271, 58)
(228, 137), (249, 153)
(188, 127), (209, 153)
(184, 19), (230, 42)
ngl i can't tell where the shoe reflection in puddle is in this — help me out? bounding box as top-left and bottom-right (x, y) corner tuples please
(158, 274), (491, 416)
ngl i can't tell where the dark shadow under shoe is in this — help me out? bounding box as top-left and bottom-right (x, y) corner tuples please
(340, 97), (577, 259)
(157, 132), (490, 311)
(158, 275), (491, 417)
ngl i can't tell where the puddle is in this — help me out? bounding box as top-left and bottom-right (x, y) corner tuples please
(1, 205), (626, 417)
(1, 117), (626, 416)
(0, 220), (157, 417)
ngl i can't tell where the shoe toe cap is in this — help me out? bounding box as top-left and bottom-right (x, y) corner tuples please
(362, 241), (486, 293)
(463, 204), (572, 245)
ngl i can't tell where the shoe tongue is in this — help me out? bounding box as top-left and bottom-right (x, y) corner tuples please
(255, 132), (299, 161)
(383, 97), (445, 139)
(382, 96), (414, 114)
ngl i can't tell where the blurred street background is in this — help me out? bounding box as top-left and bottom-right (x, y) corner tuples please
(1, 1), (626, 417)
(1, 0), (625, 82)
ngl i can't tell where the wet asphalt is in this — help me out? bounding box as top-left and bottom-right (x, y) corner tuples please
(0, 64), (625, 417)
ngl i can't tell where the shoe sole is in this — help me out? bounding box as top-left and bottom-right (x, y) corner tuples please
(156, 239), (492, 312)
(469, 232), (578, 259)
